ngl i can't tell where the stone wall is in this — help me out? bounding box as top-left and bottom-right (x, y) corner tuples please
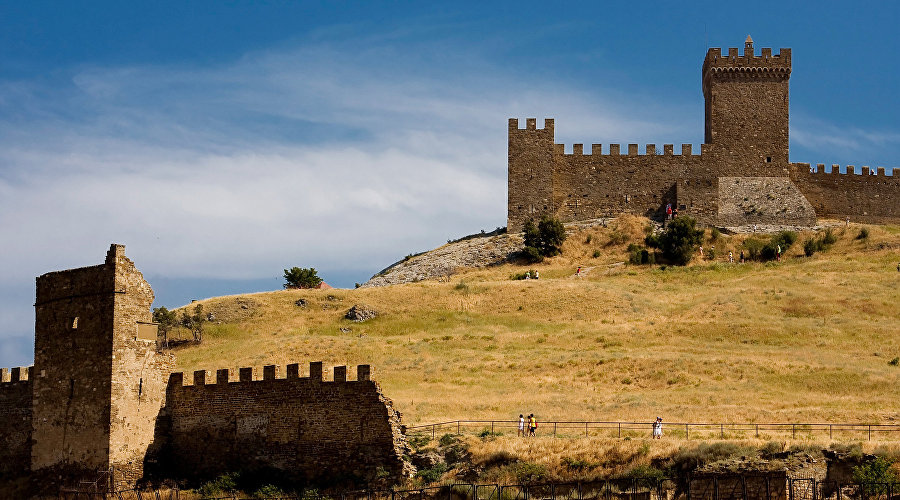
(791, 164), (900, 224)
(0, 367), (33, 480)
(717, 177), (816, 227)
(156, 362), (413, 486)
(690, 474), (788, 500)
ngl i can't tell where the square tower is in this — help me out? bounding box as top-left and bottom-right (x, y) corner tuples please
(31, 244), (173, 490)
(702, 36), (791, 172)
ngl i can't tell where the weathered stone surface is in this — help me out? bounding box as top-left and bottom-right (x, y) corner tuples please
(346, 304), (377, 322)
(363, 233), (522, 287)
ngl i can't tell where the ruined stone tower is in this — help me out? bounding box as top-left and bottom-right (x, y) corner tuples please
(31, 244), (174, 489)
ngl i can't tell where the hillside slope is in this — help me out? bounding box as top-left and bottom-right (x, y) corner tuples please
(170, 219), (900, 426)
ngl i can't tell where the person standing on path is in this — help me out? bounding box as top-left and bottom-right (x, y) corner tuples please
(518, 414), (525, 437)
(529, 414), (537, 436)
(652, 417), (663, 439)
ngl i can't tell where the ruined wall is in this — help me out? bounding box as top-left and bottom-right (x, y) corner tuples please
(0, 367), (33, 480)
(717, 177), (816, 227)
(690, 474), (788, 500)
(107, 245), (175, 489)
(792, 164), (900, 224)
(159, 362), (412, 485)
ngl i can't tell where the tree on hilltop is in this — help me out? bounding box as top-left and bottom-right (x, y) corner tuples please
(283, 267), (323, 289)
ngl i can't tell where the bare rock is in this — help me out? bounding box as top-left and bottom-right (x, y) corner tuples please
(346, 304), (377, 322)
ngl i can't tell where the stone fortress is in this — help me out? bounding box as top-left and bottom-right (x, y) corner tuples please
(508, 37), (899, 232)
(0, 245), (411, 494)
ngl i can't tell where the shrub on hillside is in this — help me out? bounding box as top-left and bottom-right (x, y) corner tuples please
(857, 227), (870, 240)
(803, 229), (837, 257)
(644, 216), (704, 265)
(742, 238), (765, 261)
(627, 243), (654, 265)
(743, 231), (797, 261)
(283, 267), (323, 289)
(852, 456), (898, 493)
(521, 216), (567, 263)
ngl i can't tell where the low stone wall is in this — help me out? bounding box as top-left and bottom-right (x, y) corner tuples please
(155, 362), (413, 486)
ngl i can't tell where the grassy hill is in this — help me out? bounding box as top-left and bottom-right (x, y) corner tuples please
(170, 218), (900, 427)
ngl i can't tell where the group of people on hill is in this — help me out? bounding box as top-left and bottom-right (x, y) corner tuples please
(523, 271), (539, 279)
(518, 414), (537, 437)
(665, 203), (679, 220)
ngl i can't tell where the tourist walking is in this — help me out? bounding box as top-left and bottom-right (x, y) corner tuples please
(518, 414), (525, 437)
(652, 417), (663, 439)
(528, 414), (537, 436)
(729, 251), (734, 263)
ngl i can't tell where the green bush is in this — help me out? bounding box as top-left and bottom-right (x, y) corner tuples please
(889, 357), (899, 366)
(645, 216), (704, 265)
(668, 442), (754, 476)
(283, 267), (323, 289)
(857, 227), (870, 240)
(439, 433), (457, 447)
(416, 463), (449, 484)
(254, 484), (288, 499)
(511, 270), (538, 280)
(198, 472), (240, 497)
(710, 228), (721, 240)
(522, 216), (567, 262)
(514, 462), (549, 483)
(803, 229), (837, 257)
(742, 238), (765, 261)
(852, 456), (898, 492)
(628, 244), (654, 265)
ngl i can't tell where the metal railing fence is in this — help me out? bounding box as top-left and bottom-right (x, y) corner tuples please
(406, 420), (900, 441)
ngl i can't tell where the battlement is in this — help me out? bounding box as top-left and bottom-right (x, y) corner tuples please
(794, 162), (899, 179)
(509, 118), (554, 132)
(558, 143), (702, 157)
(0, 366), (34, 383)
(168, 362), (373, 388)
(703, 46), (791, 71)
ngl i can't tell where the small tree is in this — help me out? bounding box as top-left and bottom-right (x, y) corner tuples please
(180, 304), (206, 343)
(521, 216), (567, 263)
(645, 216), (704, 265)
(152, 306), (178, 349)
(283, 267), (323, 289)
(852, 456), (898, 495)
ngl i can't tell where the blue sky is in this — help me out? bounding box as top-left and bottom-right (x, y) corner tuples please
(1, 1), (898, 367)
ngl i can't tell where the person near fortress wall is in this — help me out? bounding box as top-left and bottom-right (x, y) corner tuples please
(729, 251), (734, 263)
(666, 204), (672, 220)
(740, 250), (745, 263)
(518, 414), (525, 437)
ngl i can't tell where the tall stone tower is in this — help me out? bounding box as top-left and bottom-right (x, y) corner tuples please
(508, 118), (556, 232)
(31, 244), (174, 490)
(702, 35), (792, 174)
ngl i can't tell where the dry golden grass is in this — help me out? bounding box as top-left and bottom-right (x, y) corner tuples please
(171, 219), (900, 427)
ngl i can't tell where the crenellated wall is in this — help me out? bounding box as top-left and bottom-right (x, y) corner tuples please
(791, 163), (900, 223)
(155, 362), (412, 485)
(0, 367), (34, 481)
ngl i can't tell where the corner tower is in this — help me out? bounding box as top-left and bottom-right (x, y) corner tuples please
(702, 36), (791, 173)
(31, 244), (174, 490)
(508, 118), (556, 232)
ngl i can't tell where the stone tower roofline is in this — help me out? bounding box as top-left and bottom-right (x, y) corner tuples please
(702, 43), (791, 97)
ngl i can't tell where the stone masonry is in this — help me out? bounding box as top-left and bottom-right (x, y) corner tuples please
(1, 245), (412, 494)
(508, 37), (899, 232)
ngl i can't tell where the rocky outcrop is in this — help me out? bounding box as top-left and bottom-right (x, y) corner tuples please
(362, 233), (523, 287)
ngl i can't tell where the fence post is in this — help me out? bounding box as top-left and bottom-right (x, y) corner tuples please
(756, 424), (759, 438)
(554, 422), (557, 437)
(686, 423), (689, 440)
(868, 425), (871, 441)
(458, 421), (460, 436)
(492, 421), (494, 434)
(585, 422), (588, 437)
(720, 423), (724, 439)
(433, 424), (436, 440)
(792, 424), (796, 439)
(829, 425), (832, 440)
(618, 422), (621, 438)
